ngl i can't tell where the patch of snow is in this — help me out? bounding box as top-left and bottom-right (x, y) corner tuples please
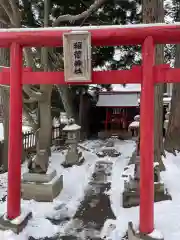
(134, 115), (140, 121)
(1, 22), (180, 33)
(122, 164), (135, 179)
(100, 219), (117, 239)
(111, 84), (141, 92)
(63, 123), (81, 131)
(0, 123), (3, 141)
(164, 0), (174, 24)
(22, 126), (32, 133)
(52, 118), (60, 127)
(113, 49), (121, 61)
(108, 140), (136, 217)
(154, 162), (159, 167)
(60, 112), (68, 125)
(163, 97), (171, 104)
(148, 229), (164, 239)
(4, 209), (31, 225)
(129, 121), (139, 128)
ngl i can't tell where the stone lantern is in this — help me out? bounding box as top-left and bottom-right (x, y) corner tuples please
(122, 115), (171, 208)
(128, 114), (140, 177)
(62, 118), (84, 167)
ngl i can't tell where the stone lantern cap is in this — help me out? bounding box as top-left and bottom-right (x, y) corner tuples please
(129, 115), (140, 130)
(134, 115), (140, 121)
(62, 118), (81, 132)
(129, 121), (139, 129)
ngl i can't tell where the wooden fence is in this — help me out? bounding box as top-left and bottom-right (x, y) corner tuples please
(23, 125), (66, 153)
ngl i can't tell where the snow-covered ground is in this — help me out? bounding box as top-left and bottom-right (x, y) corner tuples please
(103, 149), (180, 240)
(0, 143), (100, 239)
(0, 139), (180, 239)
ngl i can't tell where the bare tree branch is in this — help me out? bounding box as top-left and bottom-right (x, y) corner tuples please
(23, 47), (45, 100)
(23, 85), (44, 101)
(53, 0), (107, 26)
(8, 0), (21, 26)
(0, 1), (43, 102)
(0, 0), (14, 24)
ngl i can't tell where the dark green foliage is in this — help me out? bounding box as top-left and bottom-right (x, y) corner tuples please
(18, 0), (175, 124)
(21, 0), (142, 69)
(20, 0), (142, 115)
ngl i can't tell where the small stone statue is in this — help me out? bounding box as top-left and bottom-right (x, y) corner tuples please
(28, 129), (49, 174)
(28, 149), (49, 174)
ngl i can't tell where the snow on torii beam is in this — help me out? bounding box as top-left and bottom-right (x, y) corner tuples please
(0, 22), (180, 47)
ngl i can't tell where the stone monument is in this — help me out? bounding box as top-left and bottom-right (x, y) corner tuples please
(21, 131), (63, 202)
(122, 115), (171, 208)
(62, 118), (85, 167)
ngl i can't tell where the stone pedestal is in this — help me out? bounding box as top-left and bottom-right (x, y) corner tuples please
(123, 181), (171, 208)
(122, 157), (171, 208)
(128, 222), (164, 240)
(22, 169), (63, 202)
(0, 210), (32, 234)
(62, 147), (85, 168)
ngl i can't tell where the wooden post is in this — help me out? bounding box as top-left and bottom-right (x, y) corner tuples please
(140, 36), (155, 234)
(7, 43), (22, 219)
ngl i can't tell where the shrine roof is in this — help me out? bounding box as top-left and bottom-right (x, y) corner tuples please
(96, 91), (140, 107)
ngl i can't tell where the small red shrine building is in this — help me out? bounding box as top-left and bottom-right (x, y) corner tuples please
(96, 84), (141, 132)
(96, 84), (171, 133)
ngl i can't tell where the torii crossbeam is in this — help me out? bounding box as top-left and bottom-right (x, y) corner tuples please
(0, 23), (180, 236)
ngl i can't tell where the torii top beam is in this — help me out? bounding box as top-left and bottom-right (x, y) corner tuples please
(0, 23), (180, 47)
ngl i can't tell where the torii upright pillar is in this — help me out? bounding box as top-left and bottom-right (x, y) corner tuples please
(7, 43), (23, 220)
(140, 36), (155, 234)
(0, 43), (32, 233)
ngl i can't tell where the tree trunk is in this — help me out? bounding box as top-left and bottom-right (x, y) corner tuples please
(79, 94), (91, 139)
(164, 2), (180, 153)
(164, 80), (180, 153)
(28, 0), (53, 173)
(37, 85), (52, 156)
(39, 0), (52, 157)
(57, 85), (78, 122)
(142, 0), (165, 170)
(79, 91), (83, 126)
(79, 90), (88, 140)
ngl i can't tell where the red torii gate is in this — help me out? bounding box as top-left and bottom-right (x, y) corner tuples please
(1, 23), (180, 235)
